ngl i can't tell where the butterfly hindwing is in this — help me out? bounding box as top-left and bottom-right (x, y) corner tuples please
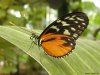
(41, 34), (76, 57)
(36, 12), (89, 57)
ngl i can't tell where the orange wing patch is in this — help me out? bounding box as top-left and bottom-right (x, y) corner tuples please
(40, 33), (75, 57)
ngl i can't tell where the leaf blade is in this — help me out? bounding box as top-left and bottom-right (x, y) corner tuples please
(0, 26), (100, 75)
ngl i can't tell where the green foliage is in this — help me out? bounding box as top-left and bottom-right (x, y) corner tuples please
(93, 13), (100, 25)
(0, 0), (14, 9)
(0, 26), (100, 75)
(0, 9), (6, 19)
(82, 1), (100, 39)
(0, 0), (46, 29)
(82, 2), (96, 11)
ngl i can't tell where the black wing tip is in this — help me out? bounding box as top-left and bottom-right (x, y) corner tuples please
(69, 12), (87, 16)
(62, 12), (89, 26)
(73, 12), (89, 24)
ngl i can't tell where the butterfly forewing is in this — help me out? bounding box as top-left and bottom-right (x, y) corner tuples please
(37, 12), (89, 57)
(39, 12), (89, 40)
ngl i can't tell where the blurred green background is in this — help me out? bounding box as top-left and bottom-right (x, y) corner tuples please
(0, 0), (100, 75)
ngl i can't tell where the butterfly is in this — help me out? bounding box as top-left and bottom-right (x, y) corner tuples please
(30, 12), (89, 58)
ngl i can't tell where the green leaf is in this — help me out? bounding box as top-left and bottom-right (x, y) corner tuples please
(0, 9), (6, 19)
(0, 0), (14, 9)
(0, 26), (100, 75)
(82, 2), (97, 11)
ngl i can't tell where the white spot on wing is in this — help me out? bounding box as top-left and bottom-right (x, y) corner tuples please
(76, 17), (84, 21)
(73, 33), (78, 38)
(68, 38), (71, 41)
(57, 19), (61, 23)
(70, 43), (73, 46)
(50, 26), (59, 31)
(75, 21), (78, 23)
(78, 25), (81, 28)
(64, 30), (70, 35)
(61, 21), (70, 26)
(72, 15), (76, 18)
(71, 27), (76, 31)
(82, 23), (86, 25)
(65, 16), (70, 19)
(68, 17), (75, 20)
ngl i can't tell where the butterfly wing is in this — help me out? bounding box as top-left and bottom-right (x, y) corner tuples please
(41, 34), (76, 57)
(38, 12), (89, 57)
(39, 12), (89, 40)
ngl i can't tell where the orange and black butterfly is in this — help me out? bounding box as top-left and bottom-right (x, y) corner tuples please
(30, 12), (89, 58)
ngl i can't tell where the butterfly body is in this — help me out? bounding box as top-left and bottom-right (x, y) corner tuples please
(31, 12), (89, 57)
